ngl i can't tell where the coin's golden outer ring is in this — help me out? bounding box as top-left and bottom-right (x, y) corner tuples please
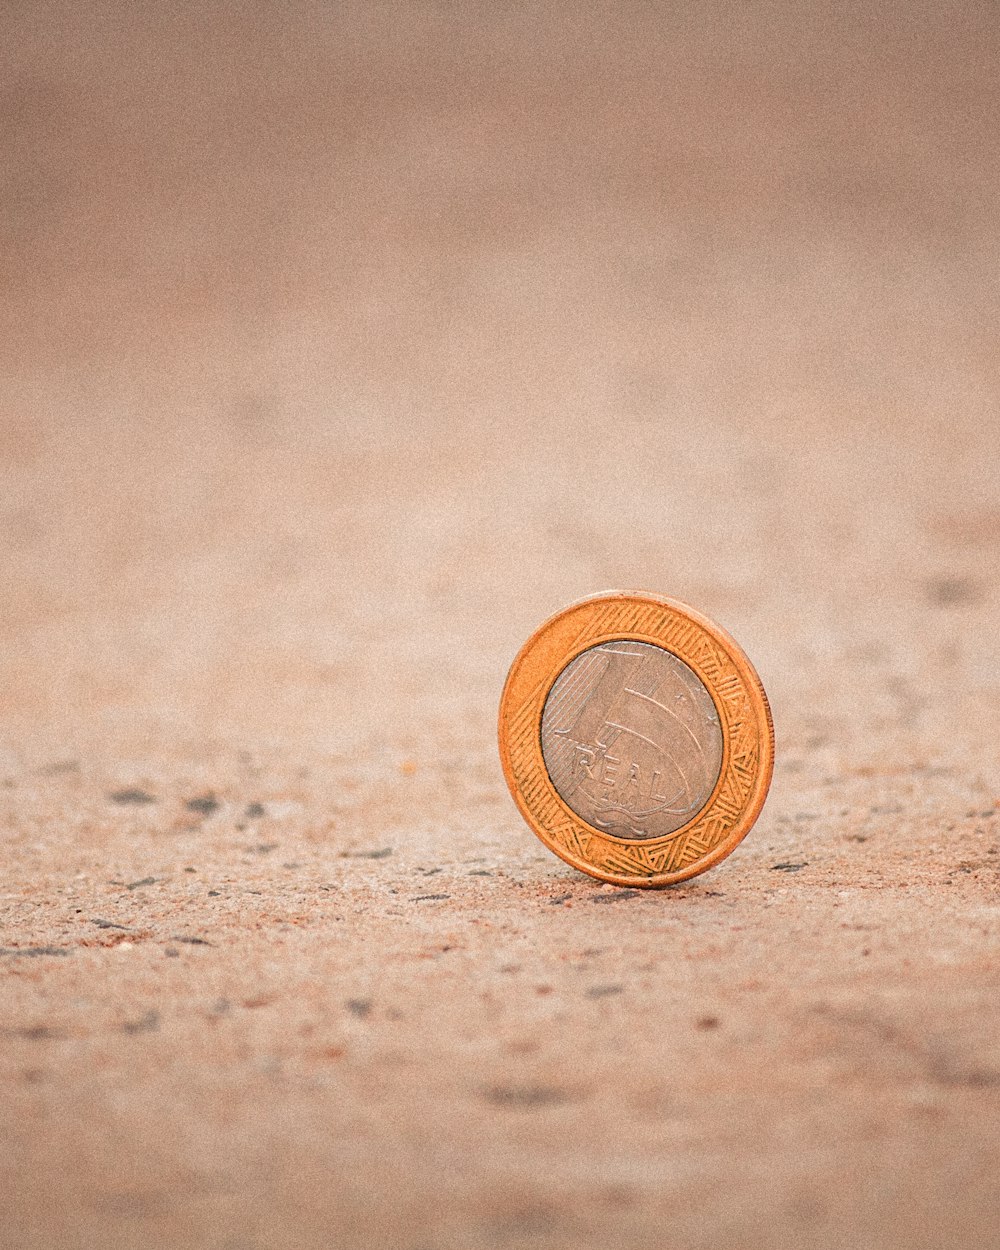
(498, 591), (774, 887)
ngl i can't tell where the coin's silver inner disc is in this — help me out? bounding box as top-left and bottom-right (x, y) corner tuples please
(540, 640), (723, 841)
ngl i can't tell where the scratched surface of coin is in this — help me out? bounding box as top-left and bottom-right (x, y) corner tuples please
(498, 592), (774, 887)
(540, 641), (723, 841)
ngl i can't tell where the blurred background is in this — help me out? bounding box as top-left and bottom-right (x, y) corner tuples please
(2, 4), (999, 1248)
(3, 0), (997, 768)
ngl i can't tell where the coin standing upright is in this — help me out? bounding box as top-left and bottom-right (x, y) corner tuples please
(498, 592), (774, 887)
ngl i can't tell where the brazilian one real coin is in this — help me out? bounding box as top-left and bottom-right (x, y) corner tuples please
(498, 592), (774, 887)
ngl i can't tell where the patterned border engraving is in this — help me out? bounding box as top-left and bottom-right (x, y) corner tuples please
(500, 595), (773, 886)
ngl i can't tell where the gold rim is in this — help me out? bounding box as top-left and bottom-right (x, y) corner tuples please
(498, 591), (774, 887)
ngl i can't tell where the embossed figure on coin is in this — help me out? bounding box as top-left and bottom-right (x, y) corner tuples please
(540, 641), (723, 840)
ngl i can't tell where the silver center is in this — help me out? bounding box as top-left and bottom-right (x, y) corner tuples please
(540, 640), (723, 841)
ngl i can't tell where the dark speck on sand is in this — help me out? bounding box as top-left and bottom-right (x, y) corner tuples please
(185, 794), (220, 815)
(484, 1084), (573, 1108)
(108, 788), (157, 805)
(0, 947), (70, 958)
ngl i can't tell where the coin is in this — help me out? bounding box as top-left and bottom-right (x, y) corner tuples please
(498, 592), (774, 887)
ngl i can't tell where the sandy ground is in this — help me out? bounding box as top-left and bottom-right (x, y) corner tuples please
(2, 3), (999, 1247)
